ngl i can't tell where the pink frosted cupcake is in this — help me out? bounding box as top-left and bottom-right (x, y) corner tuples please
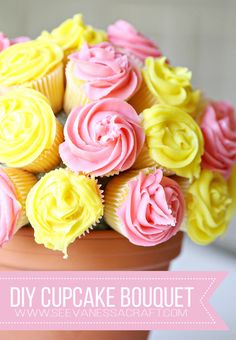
(0, 168), (37, 247)
(63, 42), (142, 114)
(200, 101), (236, 179)
(104, 169), (185, 246)
(0, 32), (10, 52)
(0, 32), (30, 52)
(59, 98), (145, 176)
(10, 36), (30, 45)
(107, 20), (162, 66)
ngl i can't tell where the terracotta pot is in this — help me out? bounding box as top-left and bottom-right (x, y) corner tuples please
(0, 227), (183, 271)
(0, 227), (184, 340)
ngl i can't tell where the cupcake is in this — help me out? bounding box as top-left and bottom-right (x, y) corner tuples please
(134, 104), (204, 180)
(0, 32), (30, 52)
(228, 165), (236, 219)
(10, 36), (30, 45)
(0, 88), (64, 173)
(0, 32), (10, 52)
(200, 100), (236, 179)
(131, 143), (175, 176)
(63, 42), (142, 114)
(0, 39), (64, 113)
(26, 168), (104, 258)
(39, 14), (107, 65)
(0, 167), (37, 246)
(104, 168), (185, 246)
(59, 98), (145, 176)
(129, 57), (200, 116)
(107, 20), (162, 66)
(184, 169), (231, 245)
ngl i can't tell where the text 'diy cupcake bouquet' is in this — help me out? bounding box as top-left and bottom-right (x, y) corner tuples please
(0, 14), (235, 258)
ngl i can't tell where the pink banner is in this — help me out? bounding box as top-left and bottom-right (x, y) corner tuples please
(0, 271), (228, 330)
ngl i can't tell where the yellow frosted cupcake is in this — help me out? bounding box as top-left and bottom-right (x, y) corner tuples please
(0, 40), (64, 113)
(26, 168), (104, 258)
(0, 167), (37, 246)
(129, 57), (200, 117)
(39, 14), (107, 65)
(134, 104), (204, 180)
(0, 88), (64, 173)
(185, 169), (231, 245)
(228, 165), (236, 218)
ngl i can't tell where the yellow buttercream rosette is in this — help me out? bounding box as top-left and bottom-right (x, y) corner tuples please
(26, 169), (104, 258)
(186, 169), (231, 245)
(39, 14), (107, 62)
(0, 40), (64, 113)
(140, 104), (204, 179)
(129, 57), (200, 116)
(0, 88), (63, 172)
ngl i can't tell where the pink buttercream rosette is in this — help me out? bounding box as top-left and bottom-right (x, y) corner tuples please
(0, 169), (21, 246)
(0, 32), (30, 52)
(10, 36), (30, 45)
(200, 101), (236, 179)
(59, 98), (145, 176)
(69, 42), (141, 99)
(104, 169), (185, 246)
(107, 20), (162, 65)
(0, 32), (10, 52)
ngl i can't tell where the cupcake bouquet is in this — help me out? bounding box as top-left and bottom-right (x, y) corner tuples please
(0, 14), (235, 258)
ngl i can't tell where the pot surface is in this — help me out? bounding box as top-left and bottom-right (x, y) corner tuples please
(0, 227), (183, 271)
(0, 228), (184, 339)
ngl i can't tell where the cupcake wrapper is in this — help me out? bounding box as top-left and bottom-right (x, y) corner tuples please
(104, 169), (148, 236)
(23, 120), (64, 173)
(2, 168), (37, 230)
(173, 177), (191, 233)
(95, 169), (120, 178)
(132, 143), (175, 176)
(64, 68), (90, 115)
(173, 176), (191, 195)
(63, 48), (77, 67)
(195, 94), (209, 122)
(128, 79), (159, 114)
(30, 63), (64, 114)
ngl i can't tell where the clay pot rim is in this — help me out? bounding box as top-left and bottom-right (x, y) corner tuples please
(18, 226), (183, 249)
(19, 225), (125, 240)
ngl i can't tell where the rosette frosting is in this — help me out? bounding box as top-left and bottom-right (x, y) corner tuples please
(143, 57), (200, 115)
(60, 98), (145, 176)
(107, 20), (162, 62)
(0, 40), (63, 86)
(186, 169), (231, 245)
(67, 42), (142, 101)
(26, 169), (104, 257)
(104, 169), (185, 246)
(142, 104), (204, 179)
(200, 101), (236, 179)
(0, 169), (21, 246)
(0, 89), (60, 168)
(39, 14), (106, 53)
(0, 32), (10, 52)
(10, 36), (30, 45)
